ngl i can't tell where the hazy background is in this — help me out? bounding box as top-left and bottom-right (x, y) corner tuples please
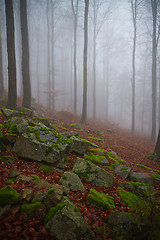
(0, 0), (160, 138)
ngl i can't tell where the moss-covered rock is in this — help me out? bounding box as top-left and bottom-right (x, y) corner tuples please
(86, 189), (115, 210)
(117, 187), (147, 210)
(60, 171), (85, 191)
(0, 186), (20, 207)
(44, 202), (66, 224)
(21, 201), (46, 219)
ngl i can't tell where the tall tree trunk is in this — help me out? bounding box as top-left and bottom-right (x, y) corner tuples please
(51, 2), (55, 110)
(92, 0), (96, 119)
(151, 0), (157, 142)
(153, 128), (160, 161)
(0, 28), (4, 96)
(81, 0), (89, 124)
(20, 0), (31, 109)
(131, 0), (137, 134)
(71, 0), (79, 113)
(47, 0), (52, 109)
(5, 0), (17, 109)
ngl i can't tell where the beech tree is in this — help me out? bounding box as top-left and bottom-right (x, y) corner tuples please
(150, 0), (159, 141)
(81, 0), (89, 124)
(153, 128), (160, 161)
(5, 0), (17, 109)
(0, 28), (4, 96)
(71, 0), (79, 113)
(20, 0), (31, 109)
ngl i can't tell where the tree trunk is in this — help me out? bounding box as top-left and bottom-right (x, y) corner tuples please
(81, 0), (89, 124)
(0, 28), (4, 96)
(153, 129), (160, 161)
(131, 0), (137, 134)
(71, 0), (79, 114)
(5, 0), (17, 109)
(92, 0), (96, 119)
(151, 0), (157, 142)
(20, 0), (31, 109)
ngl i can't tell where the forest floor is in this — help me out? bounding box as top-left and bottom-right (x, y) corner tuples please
(0, 104), (160, 240)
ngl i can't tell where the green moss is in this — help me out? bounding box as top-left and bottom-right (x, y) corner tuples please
(107, 151), (126, 165)
(0, 155), (16, 164)
(93, 130), (104, 137)
(90, 148), (105, 152)
(130, 182), (149, 187)
(44, 202), (66, 224)
(21, 202), (43, 214)
(5, 178), (16, 184)
(87, 189), (115, 210)
(84, 153), (107, 165)
(117, 188), (146, 210)
(39, 165), (50, 172)
(136, 164), (158, 172)
(73, 162), (98, 181)
(0, 186), (20, 207)
(31, 174), (40, 180)
(88, 136), (102, 142)
(105, 164), (115, 171)
(148, 173), (160, 179)
(48, 188), (54, 194)
(69, 123), (84, 130)
(62, 174), (67, 180)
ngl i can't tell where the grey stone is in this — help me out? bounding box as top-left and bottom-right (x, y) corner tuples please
(20, 189), (34, 202)
(69, 137), (89, 155)
(17, 175), (32, 182)
(0, 205), (11, 217)
(62, 131), (79, 138)
(45, 198), (96, 240)
(115, 165), (131, 179)
(72, 158), (114, 187)
(60, 171), (85, 191)
(32, 191), (45, 203)
(129, 172), (153, 185)
(44, 186), (63, 210)
(10, 117), (29, 133)
(12, 133), (68, 167)
(9, 171), (21, 178)
(32, 179), (52, 189)
(108, 211), (151, 240)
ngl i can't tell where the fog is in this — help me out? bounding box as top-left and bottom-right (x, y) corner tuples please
(0, 0), (160, 139)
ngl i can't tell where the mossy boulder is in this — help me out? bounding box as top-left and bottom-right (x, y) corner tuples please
(69, 137), (90, 155)
(84, 153), (109, 166)
(45, 197), (96, 240)
(10, 117), (29, 133)
(0, 186), (20, 207)
(60, 171), (85, 191)
(129, 172), (153, 185)
(73, 158), (114, 187)
(21, 201), (46, 219)
(86, 189), (115, 210)
(117, 187), (147, 210)
(114, 164), (131, 179)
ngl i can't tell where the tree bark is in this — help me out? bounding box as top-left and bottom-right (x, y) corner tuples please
(71, 0), (79, 114)
(81, 0), (89, 124)
(5, 0), (17, 109)
(151, 0), (157, 142)
(153, 129), (160, 161)
(131, 0), (137, 134)
(20, 0), (31, 109)
(0, 28), (4, 96)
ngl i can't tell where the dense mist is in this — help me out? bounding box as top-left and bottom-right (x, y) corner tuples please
(0, 0), (160, 140)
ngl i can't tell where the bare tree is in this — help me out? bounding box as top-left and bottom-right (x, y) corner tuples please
(91, 0), (112, 119)
(81, 0), (89, 124)
(131, 0), (137, 134)
(151, 0), (159, 141)
(153, 128), (160, 160)
(0, 27), (4, 96)
(71, 0), (79, 113)
(5, 0), (17, 109)
(20, 0), (31, 109)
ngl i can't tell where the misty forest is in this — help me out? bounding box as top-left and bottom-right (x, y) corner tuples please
(1, 0), (160, 240)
